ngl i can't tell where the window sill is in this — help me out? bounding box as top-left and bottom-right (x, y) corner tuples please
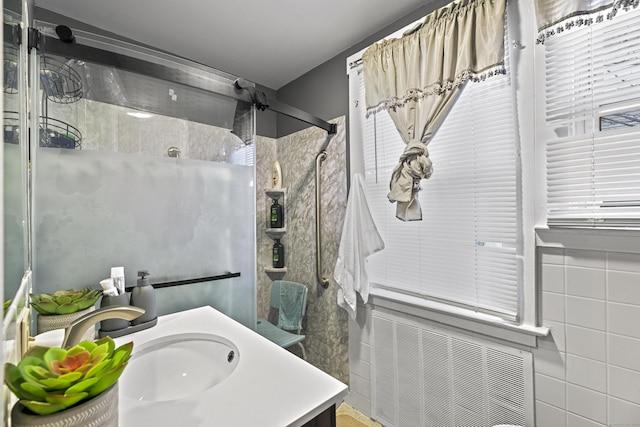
(369, 288), (548, 348)
(536, 226), (640, 254)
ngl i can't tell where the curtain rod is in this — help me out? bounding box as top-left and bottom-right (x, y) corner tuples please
(348, 58), (363, 70)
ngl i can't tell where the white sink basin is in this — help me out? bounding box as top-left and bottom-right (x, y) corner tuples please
(114, 307), (347, 427)
(120, 332), (239, 402)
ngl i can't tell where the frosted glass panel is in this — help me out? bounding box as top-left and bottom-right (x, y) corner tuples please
(4, 142), (26, 301)
(33, 148), (256, 327)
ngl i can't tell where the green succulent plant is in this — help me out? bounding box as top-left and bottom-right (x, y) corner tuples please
(30, 287), (102, 315)
(4, 337), (133, 415)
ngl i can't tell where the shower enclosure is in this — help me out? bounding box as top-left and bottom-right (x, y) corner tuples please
(29, 22), (257, 328)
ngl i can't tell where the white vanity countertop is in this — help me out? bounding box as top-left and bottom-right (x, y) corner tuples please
(113, 306), (348, 427)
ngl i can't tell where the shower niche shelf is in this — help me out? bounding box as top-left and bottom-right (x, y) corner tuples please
(264, 188), (286, 235)
(265, 228), (286, 240)
(265, 188), (285, 200)
(265, 188), (286, 274)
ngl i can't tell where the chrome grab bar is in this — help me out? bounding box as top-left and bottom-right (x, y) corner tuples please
(315, 150), (329, 288)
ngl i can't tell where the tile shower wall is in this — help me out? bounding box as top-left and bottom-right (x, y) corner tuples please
(255, 117), (349, 384)
(46, 98), (239, 160)
(536, 248), (640, 427)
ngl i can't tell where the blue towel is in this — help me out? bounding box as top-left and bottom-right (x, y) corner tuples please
(277, 281), (306, 331)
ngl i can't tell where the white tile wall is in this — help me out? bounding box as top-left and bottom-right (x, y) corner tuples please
(536, 248), (640, 427)
(345, 299), (373, 418)
(607, 270), (640, 305)
(609, 366), (640, 405)
(608, 302), (640, 339)
(566, 267), (605, 299)
(541, 264), (565, 293)
(566, 384), (607, 425)
(565, 325), (606, 363)
(608, 334), (640, 371)
(542, 292), (565, 323)
(566, 413), (606, 427)
(609, 396), (640, 425)
(566, 355), (607, 392)
(565, 296), (606, 331)
(536, 401), (567, 427)
(535, 373), (566, 408)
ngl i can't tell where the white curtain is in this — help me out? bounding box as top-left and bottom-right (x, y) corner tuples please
(535, 0), (639, 43)
(362, 0), (507, 221)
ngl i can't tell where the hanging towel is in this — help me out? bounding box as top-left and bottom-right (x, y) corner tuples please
(278, 281), (306, 330)
(334, 173), (385, 320)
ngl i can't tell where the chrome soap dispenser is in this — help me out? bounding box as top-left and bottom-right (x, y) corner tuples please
(130, 270), (157, 326)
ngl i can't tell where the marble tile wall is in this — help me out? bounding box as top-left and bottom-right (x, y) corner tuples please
(256, 116), (349, 384)
(44, 98), (243, 162)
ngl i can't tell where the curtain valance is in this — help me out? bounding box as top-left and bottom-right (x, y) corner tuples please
(362, 0), (506, 115)
(361, 0), (506, 221)
(535, 0), (639, 43)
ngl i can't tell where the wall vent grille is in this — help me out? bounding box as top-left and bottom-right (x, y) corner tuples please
(372, 310), (533, 427)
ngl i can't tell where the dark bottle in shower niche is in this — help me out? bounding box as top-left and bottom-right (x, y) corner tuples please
(270, 198), (284, 228)
(273, 239), (285, 268)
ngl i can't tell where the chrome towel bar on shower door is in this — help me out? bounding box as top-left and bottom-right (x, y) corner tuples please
(316, 150), (329, 288)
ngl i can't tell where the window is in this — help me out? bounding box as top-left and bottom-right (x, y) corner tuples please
(350, 43), (522, 321)
(543, 7), (640, 227)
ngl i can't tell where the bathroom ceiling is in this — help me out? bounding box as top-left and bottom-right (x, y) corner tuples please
(33, 0), (430, 90)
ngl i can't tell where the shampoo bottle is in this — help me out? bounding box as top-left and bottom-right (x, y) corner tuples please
(130, 270), (157, 325)
(273, 239), (285, 268)
(270, 199), (284, 228)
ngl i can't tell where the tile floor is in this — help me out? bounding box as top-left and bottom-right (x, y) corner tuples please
(336, 403), (382, 427)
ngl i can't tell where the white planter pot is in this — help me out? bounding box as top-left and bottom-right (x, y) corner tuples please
(36, 306), (96, 342)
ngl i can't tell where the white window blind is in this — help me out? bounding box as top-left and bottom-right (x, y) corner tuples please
(544, 7), (640, 227)
(354, 49), (521, 319)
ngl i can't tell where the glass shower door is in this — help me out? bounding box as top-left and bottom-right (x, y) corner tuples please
(30, 23), (257, 328)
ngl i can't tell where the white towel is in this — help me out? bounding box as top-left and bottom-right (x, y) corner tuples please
(335, 173), (385, 319)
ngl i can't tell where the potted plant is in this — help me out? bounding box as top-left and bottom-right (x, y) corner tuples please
(5, 336), (132, 426)
(31, 288), (102, 338)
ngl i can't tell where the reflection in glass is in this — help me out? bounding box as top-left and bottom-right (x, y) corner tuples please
(3, 2), (27, 308)
(600, 108), (640, 131)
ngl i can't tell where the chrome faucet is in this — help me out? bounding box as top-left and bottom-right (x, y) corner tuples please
(61, 305), (145, 348)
